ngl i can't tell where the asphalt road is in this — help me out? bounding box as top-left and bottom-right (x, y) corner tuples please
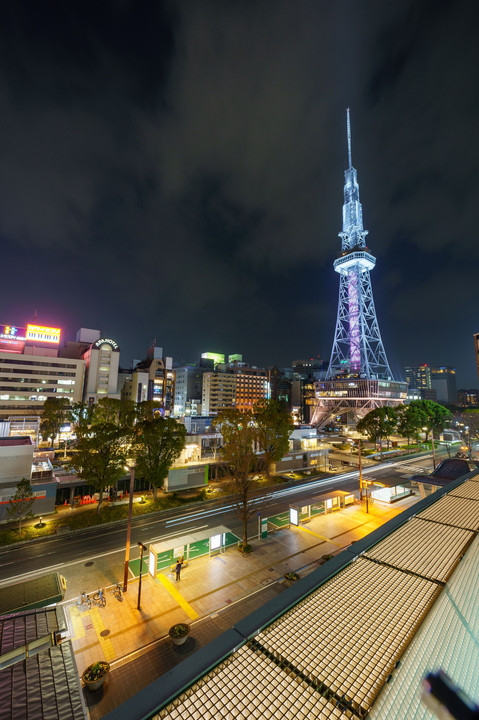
(0, 451), (439, 589)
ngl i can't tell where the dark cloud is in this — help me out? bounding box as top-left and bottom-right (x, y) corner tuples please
(0, 0), (478, 386)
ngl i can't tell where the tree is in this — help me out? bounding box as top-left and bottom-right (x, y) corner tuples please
(396, 402), (427, 447)
(356, 406), (397, 457)
(131, 416), (186, 501)
(420, 400), (451, 439)
(40, 397), (69, 445)
(67, 399), (130, 512)
(213, 408), (259, 550)
(7, 478), (35, 533)
(254, 399), (294, 478)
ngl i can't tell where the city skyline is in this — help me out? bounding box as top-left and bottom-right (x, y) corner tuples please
(1, 2), (478, 385)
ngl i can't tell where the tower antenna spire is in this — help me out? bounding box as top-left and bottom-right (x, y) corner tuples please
(346, 108), (352, 167)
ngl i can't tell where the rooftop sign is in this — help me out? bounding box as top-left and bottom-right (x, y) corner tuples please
(26, 325), (61, 344)
(93, 338), (120, 351)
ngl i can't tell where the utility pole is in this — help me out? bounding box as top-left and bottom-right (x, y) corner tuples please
(123, 465), (135, 592)
(358, 441), (368, 514)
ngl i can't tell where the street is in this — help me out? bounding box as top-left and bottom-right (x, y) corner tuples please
(0, 451), (439, 594)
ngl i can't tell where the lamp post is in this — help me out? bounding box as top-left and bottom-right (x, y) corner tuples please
(123, 464), (135, 592)
(137, 542), (148, 610)
(357, 440), (368, 514)
(465, 426), (472, 460)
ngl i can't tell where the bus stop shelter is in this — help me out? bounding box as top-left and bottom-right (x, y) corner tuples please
(289, 490), (356, 526)
(148, 525), (237, 576)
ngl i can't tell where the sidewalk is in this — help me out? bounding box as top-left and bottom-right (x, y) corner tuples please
(66, 495), (420, 719)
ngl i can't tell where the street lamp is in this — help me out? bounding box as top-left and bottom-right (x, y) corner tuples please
(137, 542), (148, 610)
(123, 463), (135, 592)
(356, 440), (369, 514)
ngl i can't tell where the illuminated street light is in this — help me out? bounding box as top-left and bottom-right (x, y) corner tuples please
(356, 440), (369, 514)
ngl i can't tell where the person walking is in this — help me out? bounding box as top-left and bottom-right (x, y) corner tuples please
(175, 560), (182, 582)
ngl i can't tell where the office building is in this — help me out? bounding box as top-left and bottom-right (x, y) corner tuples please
(431, 365), (457, 404)
(0, 322), (84, 419)
(122, 345), (174, 414)
(457, 388), (478, 407)
(202, 371), (236, 415)
(173, 357), (216, 417)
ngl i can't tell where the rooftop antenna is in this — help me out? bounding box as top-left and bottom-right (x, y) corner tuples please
(346, 107), (352, 167)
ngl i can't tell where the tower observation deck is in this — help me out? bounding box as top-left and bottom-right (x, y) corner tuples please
(312, 110), (407, 429)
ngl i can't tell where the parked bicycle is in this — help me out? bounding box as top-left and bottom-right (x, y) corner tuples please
(110, 583), (123, 602)
(91, 588), (106, 607)
(78, 591), (91, 610)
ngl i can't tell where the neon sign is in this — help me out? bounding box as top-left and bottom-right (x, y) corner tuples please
(0, 324), (26, 341)
(26, 324), (61, 344)
(93, 338), (119, 351)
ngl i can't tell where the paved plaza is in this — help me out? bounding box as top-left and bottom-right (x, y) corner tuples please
(63, 495), (421, 718)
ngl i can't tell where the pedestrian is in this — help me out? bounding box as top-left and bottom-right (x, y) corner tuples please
(175, 560), (182, 582)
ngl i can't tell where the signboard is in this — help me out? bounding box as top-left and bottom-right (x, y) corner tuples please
(289, 507), (299, 526)
(261, 518), (268, 539)
(93, 337), (120, 351)
(201, 351), (225, 364)
(173, 545), (185, 561)
(0, 325), (26, 341)
(26, 325), (61, 344)
(148, 550), (156, 577)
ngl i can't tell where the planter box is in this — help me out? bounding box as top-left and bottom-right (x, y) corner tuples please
(168, 624), (190, 646)
(82, 661), (110, 691)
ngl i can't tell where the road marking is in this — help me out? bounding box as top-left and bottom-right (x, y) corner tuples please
(157, 573), (199, 619)
(90, 606), (116, 662)
(297, 525), (342, 547)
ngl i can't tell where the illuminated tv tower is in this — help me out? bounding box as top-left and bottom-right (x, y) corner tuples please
(326, 109), (393, 380)
(312, 111), (406, 428)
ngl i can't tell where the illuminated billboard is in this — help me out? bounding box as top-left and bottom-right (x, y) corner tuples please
(0, 325), (26, 341)
(26, 324), (61, 344)
(201, 352), (225, 364)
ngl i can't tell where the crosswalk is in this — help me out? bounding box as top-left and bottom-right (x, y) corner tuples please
(394, 463), (431, 478)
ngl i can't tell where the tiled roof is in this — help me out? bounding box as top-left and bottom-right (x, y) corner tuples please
(364, 517), (473, 582)
(109, 468), (479, 720)
(0, 607), (86, 720)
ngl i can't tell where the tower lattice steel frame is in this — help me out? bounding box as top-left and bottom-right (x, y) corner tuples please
(311, 111), (406, 428)
(326, 109), (392, 381)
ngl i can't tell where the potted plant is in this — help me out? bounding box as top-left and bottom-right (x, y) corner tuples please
(82, 661), (110, 691)
(168, 622), (190, 646)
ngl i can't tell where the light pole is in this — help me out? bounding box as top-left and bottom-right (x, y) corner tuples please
(357, 440), (368, 514)
(123, 463), (135, 592)
(137, 542), (148, 610)
(465, 426), (472, 459)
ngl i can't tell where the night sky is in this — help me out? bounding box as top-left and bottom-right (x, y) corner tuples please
(1, 1), (478, 386)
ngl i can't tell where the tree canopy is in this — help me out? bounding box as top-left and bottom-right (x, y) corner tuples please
(131, 415), (186, 500)
(357, 400), (452, 452)
(254, 398), (293, 477)
(40, 397), (69, 444)
(7, 478), (35, 533)
(356, 406), (396, 456)
(67, 398), (130, 512)
(213, 408), (259, 550)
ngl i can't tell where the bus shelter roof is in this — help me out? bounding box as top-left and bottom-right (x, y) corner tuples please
(149, 525), (231, 554)
(291, 490), (351, 507)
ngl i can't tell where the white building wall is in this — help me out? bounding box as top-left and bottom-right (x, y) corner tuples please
(0, 352), (84, 418)
(0, 441), (34, 484)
